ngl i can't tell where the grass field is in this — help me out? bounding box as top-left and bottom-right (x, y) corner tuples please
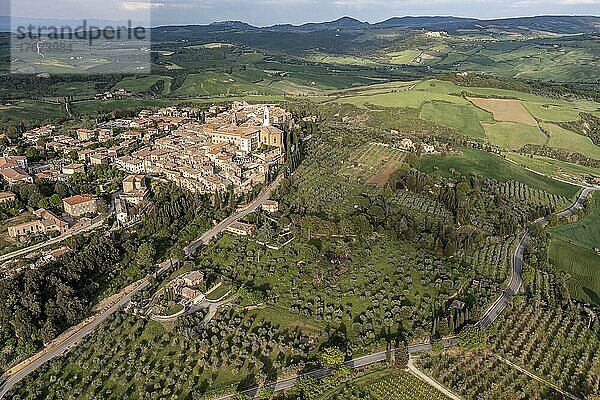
(552, 193), (600, 250)
(114, 75), (173, 94)
(505, 153), (600, 184)
(420, 102), (493, 139)
(206, 283), (233, 301)
(522, 102), (583, 122)
(415, 79), (599, 123)
(483, 121), (548, 149)
(0, 100), (67, 127)
(309, 53), (378, 66)
(541, 123), (600, 160)
(549, 238), (600, 306)
(387, 50), (422, 65)
(337, 89), (468, 109)
(469, 97), (538, 126)
(420, 147), (579, 198)
(173, 72), (281, 96)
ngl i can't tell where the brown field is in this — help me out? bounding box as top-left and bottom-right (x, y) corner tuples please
(469, 97), (539, 126)
(366, 166), (398, 187)
(342, 142), (406, 186)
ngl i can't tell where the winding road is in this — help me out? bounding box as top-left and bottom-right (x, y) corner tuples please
(476, 186), (599, 330)
(212, 339), (458, 400)
(0, 175), (285, 398)
(0, 259), (172, 398)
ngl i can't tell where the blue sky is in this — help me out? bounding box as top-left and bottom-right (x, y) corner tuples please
(8, 0), (600, 26)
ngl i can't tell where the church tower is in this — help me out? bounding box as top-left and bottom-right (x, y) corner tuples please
(263, 106), (270, 127)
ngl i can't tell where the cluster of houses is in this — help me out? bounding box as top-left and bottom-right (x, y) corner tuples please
(0, 102), (293, 243)
(6, 194), (98, 240)
(0, 154), (101, 241)
(3, 103), (291, 196)
(0, 156), (32, 185)
(111, 103), (292, 195)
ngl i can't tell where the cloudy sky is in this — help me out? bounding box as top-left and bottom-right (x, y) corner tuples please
(7, 0), (600, 26)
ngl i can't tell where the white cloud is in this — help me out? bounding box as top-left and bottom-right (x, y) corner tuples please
(119, 1), (165, 11)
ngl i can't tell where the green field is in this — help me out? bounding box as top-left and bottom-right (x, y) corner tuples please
(206, 283), (233, 301)
(483, 121), (548, 149)
(114, 75), (173, 94)
(419, 147), (579, 198)
(522, 102), (582, 122)
(309, 53), (378, 66)
(420, 102), (493, 139)
(415, 79), (599, 123)
(541, 123), (600, 160)
(387, 50), (422, 65)
(0, 100), (67, 129)
(173, 72), (278, 96)
(549, 238), (600, 305)
(337, 89), (468, 109)
(552, 194), (600, 250)
(505, 153), (600, 184)
(71, 99), (175, 115)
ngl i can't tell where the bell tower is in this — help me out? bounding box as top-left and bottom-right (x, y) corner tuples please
(263, 106), (270, 127)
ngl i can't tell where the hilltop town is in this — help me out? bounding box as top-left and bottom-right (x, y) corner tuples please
(0, 102), (292, 273)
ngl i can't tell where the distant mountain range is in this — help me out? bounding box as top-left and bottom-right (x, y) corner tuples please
(266, 15), (600, 34)
(1, 15), (599, 34)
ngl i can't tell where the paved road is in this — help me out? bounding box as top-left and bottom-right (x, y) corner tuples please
(213, 339), (458, 400)
(476, 187), (599, 330)
(184, 175), (284, 256)
(0, 176), (284, 398)
(0, 260), (172, 398)
(0, 216), (106, 264)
